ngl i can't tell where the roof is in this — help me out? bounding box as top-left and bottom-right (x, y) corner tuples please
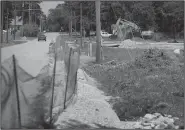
(10, 16), (23, 26)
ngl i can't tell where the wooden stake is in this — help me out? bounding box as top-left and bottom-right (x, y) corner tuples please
(13, 55), (21, 128)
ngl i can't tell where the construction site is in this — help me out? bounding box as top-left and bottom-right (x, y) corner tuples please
(1, 0), (184, 129)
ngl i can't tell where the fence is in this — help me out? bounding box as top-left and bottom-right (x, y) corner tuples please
(48, 35), (80, 123)
(1, 35), (80, 128)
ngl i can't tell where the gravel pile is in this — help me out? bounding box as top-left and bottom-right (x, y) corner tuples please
(54, 69), (130, 129)
(134, 113), (180, 129)
(119, 39), (144, 48)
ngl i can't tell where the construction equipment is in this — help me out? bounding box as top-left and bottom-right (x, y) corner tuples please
(111, 18), (141, 41)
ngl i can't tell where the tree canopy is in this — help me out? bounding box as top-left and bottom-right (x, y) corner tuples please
(2, 1), (43, 29)
(45, 1), (184, 36)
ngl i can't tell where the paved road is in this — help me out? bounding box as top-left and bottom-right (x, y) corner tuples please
(1, 32), (60, 77)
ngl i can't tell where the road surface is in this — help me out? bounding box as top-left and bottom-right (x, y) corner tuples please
(1, 33), (60, 77)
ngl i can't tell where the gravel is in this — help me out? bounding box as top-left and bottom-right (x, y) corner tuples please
(54, 69), (137, 129)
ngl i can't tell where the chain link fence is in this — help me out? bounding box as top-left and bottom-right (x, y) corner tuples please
(1, 35), (80, 128)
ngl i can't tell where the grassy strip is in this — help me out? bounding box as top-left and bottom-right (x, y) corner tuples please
(83, 48), (184, 127)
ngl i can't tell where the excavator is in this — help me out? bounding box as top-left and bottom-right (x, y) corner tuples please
(110, 18), (141, 41)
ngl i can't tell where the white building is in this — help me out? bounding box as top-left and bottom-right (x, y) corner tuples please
(10, 16), (23, 30)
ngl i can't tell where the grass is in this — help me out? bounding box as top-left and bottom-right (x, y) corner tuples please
(64, 35), (184, 127)
(83, 48), (184, 127)
(81, 42), (144, 63)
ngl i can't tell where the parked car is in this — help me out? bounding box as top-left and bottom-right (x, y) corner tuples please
(38, 32), (46, 41)
(101, 31), (112, 37)
(90, 31), (96, 36)
(141, 30), (154, 39)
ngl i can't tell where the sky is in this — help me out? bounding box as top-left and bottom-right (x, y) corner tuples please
(40, 1), (64, 16)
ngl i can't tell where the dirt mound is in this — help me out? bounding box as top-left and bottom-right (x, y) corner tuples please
(119, 39), (144, 48)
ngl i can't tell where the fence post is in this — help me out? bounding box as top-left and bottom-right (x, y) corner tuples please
(64, 48), (72, 109)
(12, 55), (21, 128)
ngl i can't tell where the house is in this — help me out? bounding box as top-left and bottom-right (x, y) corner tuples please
(10, 16), (23, 30)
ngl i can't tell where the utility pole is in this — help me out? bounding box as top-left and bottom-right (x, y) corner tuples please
(22, 1), (24, 36)
(0, 1), (3, 43)
(80, 3), (83, 48)
(70, 8), (72, 36)
(14, 7), (16, 40)
(0, 1), (3, 89)
(35, 14), (37, 24)
(74, 11), (76, 33)
(95, 0), (101, 63)
(6, 8), (9, 43)
(29, 1), (31, 24)
(68, 5), (72, 37)
(40, 14), (41, 32)
(40, 14), (42, 32)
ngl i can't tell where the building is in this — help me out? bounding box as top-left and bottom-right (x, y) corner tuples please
(10, 16), (23, 30)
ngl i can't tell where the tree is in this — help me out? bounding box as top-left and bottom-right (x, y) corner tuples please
(47, 4), (70, 32)
(15, 1), (43, 25)
(46, 1), (184, 39)
(131, 2), (157, 31)
(152, 1), (184, 41)
(3, 1), (43, 27)
(162, 1), (184, 41)
(2, 1), (13, 29)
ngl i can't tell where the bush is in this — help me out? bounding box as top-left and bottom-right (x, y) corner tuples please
(22, 24), (39, 37)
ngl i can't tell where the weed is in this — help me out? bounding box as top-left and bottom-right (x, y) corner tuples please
(84, 48), (184, 126)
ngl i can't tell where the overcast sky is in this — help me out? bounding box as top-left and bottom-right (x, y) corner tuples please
(40, 1), (64, 16)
